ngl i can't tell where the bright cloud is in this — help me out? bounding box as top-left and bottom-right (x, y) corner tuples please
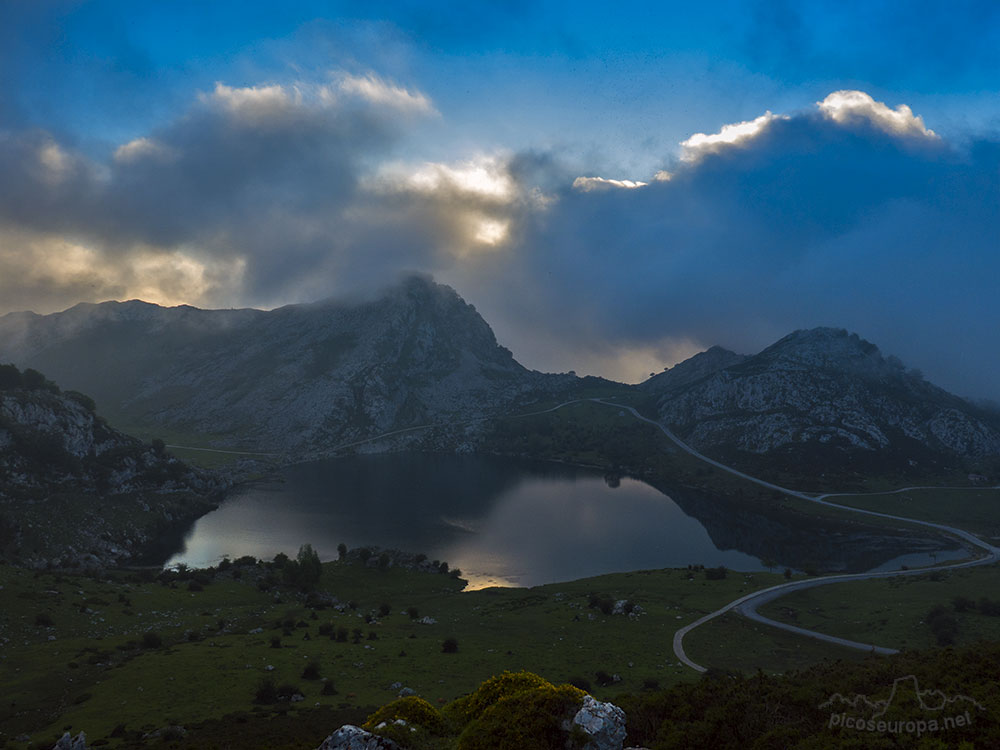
(818, 90), (936, 138)
(572, 176), (648, 192)
(113, 137), (175, 164)
(680, 111), (788, 161)
(335, 72), (435, 115)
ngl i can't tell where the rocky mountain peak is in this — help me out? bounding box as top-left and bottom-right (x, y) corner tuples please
(642, 345), (746, 393)
(749, 327), (896, 379)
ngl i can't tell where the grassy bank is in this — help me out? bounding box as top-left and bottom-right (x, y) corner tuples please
(0, 559), (786, 748)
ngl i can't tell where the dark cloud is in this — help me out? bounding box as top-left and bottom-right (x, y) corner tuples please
(469, 96), (1000, 398)
(0, 83), (997, 400)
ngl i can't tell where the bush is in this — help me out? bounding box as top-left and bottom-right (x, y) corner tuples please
(364, 696), (447, 734)
(442, 637), (459, 653)
(407, 607), (420, 620)
(926, 605), (958, 645)
(446, 671), (553, 727)
(456, 683), (587, 750)
(270, 636), (281, 649)
(704, 566), (728, 580)
(254, 678), (301, 704)
(953, 595), (977, 612)
(141, 632), (163, 649)
(302, 660), (321, 680)
(567, 676), (591, 692)
(34, 612), (54, 628)
(379, 603), (391, 617)
(337, 543), (347, 560)
(321, 681), (337, 696)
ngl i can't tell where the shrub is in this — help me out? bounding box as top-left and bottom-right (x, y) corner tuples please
(335, 627), (348, 643)
(302, 661), (321, 680)
(141, 632), (163, 649)
(979, 597), (1000, 616)
(456, 683), (587, 750)
(358, 548), (373, 564)
(567, 676), (591, 692)
(318, 622), (334, 636)
(364, 696), (447, 734)
(321, 681), (337, 696)
(446, 671), (553, 727)
(270, 636), (281, 649)
(442, 637), (459, 653)
(337, 543), (347, 560)
(407, 607), (420, 620)
(953, 596), (977, 613)
(34, 612), (54, 628)
(595, 670), (615, 687)
(704, 566), (728, 580)
(926, 605), (958, 645)
(379, 603), (391, 617)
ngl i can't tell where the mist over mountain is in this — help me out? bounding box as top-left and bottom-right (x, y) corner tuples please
(0, 276), (576, 455)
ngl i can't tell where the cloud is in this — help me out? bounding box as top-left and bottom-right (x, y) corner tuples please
(817, 90), (936, 138)
(572, 176), (647, 191)
(335, 72), (436, 115)
(680, 111), (788, 161)
(0, 83), (998, 401)
(455, 92), (999, 398)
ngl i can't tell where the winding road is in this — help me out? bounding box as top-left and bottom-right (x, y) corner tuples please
(591, 399), (1000, 672)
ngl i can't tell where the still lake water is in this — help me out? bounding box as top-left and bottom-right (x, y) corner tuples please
(166, 453), (764, 587)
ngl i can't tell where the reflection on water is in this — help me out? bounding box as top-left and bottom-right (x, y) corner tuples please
(166, 453), (761, 585)
(165, 453), (962, 586)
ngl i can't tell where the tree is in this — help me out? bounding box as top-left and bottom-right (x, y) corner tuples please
(294, 544), (322, 589)
(0, 364), (22, 390)
(337, 542), (347, 560)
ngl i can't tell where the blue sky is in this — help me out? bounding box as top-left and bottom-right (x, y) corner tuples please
(1, 1), (999, 396)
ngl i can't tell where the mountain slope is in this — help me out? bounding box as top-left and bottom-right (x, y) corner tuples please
(648, 328), (1000, 480)
(0, 365), (222, 566)
(0, 277), (574, 455)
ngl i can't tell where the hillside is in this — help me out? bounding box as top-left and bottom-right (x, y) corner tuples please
(0, 277), (577, 456)
(0, 364), (223, 567)
(645, 328), (1000, 482)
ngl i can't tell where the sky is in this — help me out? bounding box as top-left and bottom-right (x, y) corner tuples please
(1, 1), (999, 398)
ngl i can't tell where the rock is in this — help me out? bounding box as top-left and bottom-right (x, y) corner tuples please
(397, 686), (415, 697)
(316, 724), (403, 750)
(573, 695), (627, 750)
(52, 731), (87, 750)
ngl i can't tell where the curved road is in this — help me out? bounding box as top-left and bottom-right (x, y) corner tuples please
(592, 399), (1000, 672)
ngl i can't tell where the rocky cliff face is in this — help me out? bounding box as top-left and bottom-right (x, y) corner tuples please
(0, 276), (574, 456)
(648, 328), (1000, 476)
(0, 369), (222, 567)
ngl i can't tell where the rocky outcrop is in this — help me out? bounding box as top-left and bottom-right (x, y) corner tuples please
(316, 725), (402, 750)
(573, 695), (627, 750)
(52, 732), (87, 749)
(648, 328), (1000, 476)
(0, 368), (223, 566)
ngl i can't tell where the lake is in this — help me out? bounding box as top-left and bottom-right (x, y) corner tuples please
(165, 453), (962, 587)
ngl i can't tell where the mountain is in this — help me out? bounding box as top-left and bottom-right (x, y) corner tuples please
(0, 276), (575, 455)
(641, 345), (746, 393)
(646, 327), (1000, 479)
(0, 365), (222, 567)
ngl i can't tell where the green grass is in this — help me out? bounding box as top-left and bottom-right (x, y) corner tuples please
(682, 611), (871, 675)
(0, 561), (790, 748)
(824, 487), (1000, 540)
(755, 563), (1000, 651)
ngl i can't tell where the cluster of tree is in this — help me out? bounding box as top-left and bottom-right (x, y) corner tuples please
(0, 363), (60, 393)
